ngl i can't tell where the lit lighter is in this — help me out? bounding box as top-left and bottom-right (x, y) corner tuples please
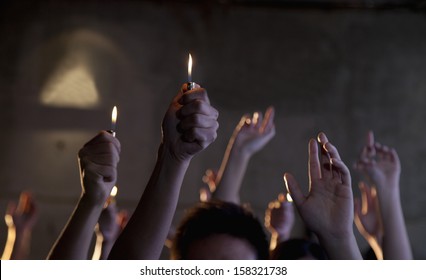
(187, 53), (195, 90)
(109, 106), (117, 137)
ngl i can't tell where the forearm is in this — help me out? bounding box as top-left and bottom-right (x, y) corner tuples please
(109, 145), (190, 260)
(214, 145), (251, 204)
(47, 196), (104, 260)
(378, 190), (412, 260)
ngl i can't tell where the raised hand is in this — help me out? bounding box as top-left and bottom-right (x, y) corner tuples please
(212, 107), (275, 203)
(284, 132), (361, 259)
(2, 192), (38, 260)
(354, 131), (400, 192)
(162, 84), (219, 163)
(232, 107), (275, 156)
(265, 193), (295, 250)
(354, 131), (412, 260)
(354, 181), (383, 259)
(199, 169), (217, 202)
(78, 131), (121, 204)
(5, 192), (38, 234)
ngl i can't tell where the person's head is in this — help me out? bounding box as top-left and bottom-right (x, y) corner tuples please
(171, 200), (269, 260)
(270, 238), (328, 260)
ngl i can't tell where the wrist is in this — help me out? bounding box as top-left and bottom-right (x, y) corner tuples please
(158, 143), (192, 167)
(230, 143), (253, 160)
(318, 233), (360, 259)
(79, 193), (108, 209)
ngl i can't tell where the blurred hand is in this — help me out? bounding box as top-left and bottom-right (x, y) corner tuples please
(354, 131), (400, 192)
(96, 203), (128, 242)
(265, 193), (294, 241)
(5, 192), (38, 233)
(232, 107), (275, 156)
(354, 181), (383, 243)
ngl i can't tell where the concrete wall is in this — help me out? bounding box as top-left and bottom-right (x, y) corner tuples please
(1, 1), (426, 259)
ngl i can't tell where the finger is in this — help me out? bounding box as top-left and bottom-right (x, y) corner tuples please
(254, 111), (264, 129)
(367, 130), (375, 147)
(319, 150), (332, 180)
(182, 120), (219, 143)
(182, 82), (201, 93)
(6, 201), (17, 216)
(358, 182), (368, 215)
(82, 161), (117, 183)
(80, 141), (121, 158)
(261, 106), (275, 133)
(80, 153), (120, 167)
(308, 138), (321, 182)
(199, 187), (211, 202)
(179, 88), (210, 105)
(117, 210), (129, 229)
(390, 148), (400, 164)
(317, 131), (329, 145)
(324, 141), (342, 178)
(177, 99), (219, 119)
(324, 142), (342, 161)
(366, 130), (376, 158)
(178, 114), (219, 131)
(182, 126), (218, 144)
(354, 198), (361, 217)
(17, 192), (30, 214)
(83, 131), (121, 153)
(283, 173), (305, 208)
(330, 158), (351, 186)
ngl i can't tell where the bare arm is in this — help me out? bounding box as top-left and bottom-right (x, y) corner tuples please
(47, 131), (120, 260)
(213, 107), (275, 203)
(108, 84), (218, 259)
(355, 131), (412, 259)
(284, 133), (362, 260)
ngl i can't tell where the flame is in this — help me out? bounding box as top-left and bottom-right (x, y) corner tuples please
(188, 53), (193, 82)
(110, 186), (118, 197)
(111, 106), (117, 126)
(286, 193), (293, 202)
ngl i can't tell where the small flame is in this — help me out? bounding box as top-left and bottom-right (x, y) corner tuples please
(188, 53), (193, 82)
(111, 106), (117, 126)
(110, 186), (118, 197)
(286, 193), (293, 202)
(111, 106), (118, 136)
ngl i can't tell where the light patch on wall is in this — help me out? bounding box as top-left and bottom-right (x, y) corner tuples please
(40, 57), (99, 109)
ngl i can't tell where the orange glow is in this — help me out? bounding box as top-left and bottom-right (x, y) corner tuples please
(110, 186), (118, 197)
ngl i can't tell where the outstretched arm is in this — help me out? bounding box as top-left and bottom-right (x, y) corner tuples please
(355, 131), (412, 259)
(2, 192), (38, 260)
(284, 132), (362, 260)
(213, 107), (275, 203)
(108, 83), (218, 259)
(47, 131), (120, 259)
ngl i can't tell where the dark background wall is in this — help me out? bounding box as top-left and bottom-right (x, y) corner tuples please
(1, 0), (426, 259)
